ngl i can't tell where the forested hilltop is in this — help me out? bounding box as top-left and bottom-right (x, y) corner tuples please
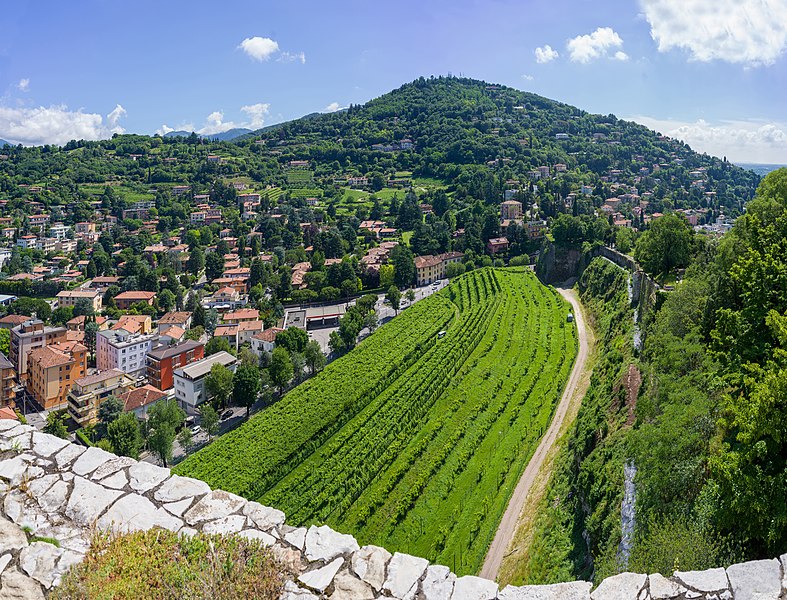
(509, 168), (787, 586)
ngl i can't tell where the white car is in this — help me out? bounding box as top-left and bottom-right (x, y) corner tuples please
(190, 425), (201, 435)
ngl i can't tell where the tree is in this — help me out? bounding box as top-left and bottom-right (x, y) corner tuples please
(205, 252), (224, 281)
(291, 352), (306, 384)
(184, 325), (205, 341)
(43, 410), (68, 439)
(364, 310), (378, 333)
(146, 400), (186, 467)
(192, 303), (206, 328)
(158, 288), (176, 313)
(379, 264), (395, 289)
(390, 244), (416, 287)
(615, 227), (635, 254)
(445, 262), (465, 279)
(275, 327), (309, 354)
(329, 331), (345, 355)
(405, 289), (416, 303)
(52, 306), (74, 326)
(386, 285), (402, 314)
(634, 214), (693, 276)
(200, 403), (219, 440)
(269, 346), (293, 394)
(204, 308), (219, 335)
(0, 328), (8, 355)
(84, 319), (99, 358)
(97, 396), (124, 438)
(205, 363), (234, 408)
(73, 298), (95, 318)
(206, 333), (234, 355)
(338, 310), (364, 349)
(187, 247), (205, 274)
(106, 413), (143, 459)
(233, 364), (261, 417)
(177, 427), (194, 454)
(304, 340), (325, 375)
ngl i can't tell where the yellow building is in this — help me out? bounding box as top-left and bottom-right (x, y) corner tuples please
(68, 369), (135, 427)
(56, 289), (103, 312)
(27, 342), (87, 411)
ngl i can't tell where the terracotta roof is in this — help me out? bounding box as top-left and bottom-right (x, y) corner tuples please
(147, 339), (202, 360)
(111, 315), (150, 334)
(56, 290), (99, 298)
(214, 286), (237, 296)
(224, 309), (259, 321)
(415, 255), (441, 269)
(114, 291), (156, 301)
(67, 331), (85, 343)
(121, 385), (168, 412)
(161, 325), (186, 340)
(0, 315), (30, 326)
(237, 320), (265, 332)
(74, 369), (126, 387)
(252, 327), (284, 343)
(215, 324), (238, 336)
(29, 346), (73, 369)
(0, 407), (18, 421)
(158, 311), (191, 325)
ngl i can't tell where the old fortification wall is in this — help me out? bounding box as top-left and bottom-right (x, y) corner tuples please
(1, 422), (786, 599)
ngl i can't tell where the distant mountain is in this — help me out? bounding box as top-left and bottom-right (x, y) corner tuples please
(236, 112), (330, 141)
(737, 163), (787, 176)
(163, 128), (252, 142)
(0, 139), (12, 147)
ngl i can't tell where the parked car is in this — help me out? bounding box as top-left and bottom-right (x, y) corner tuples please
(220, 409), (233, 421)
(190, 425), (201, 435)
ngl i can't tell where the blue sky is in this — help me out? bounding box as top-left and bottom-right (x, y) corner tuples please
(1, 0), (786, 163)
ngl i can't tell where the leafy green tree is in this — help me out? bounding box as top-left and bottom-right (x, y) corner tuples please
(205, 363), (234, 408)
(146, 400), (186, 467)
(275, 327), (308, 354)
(205, 336), (233, 356)
(269, 346), (293, 394)
(328, 331), (345, 355)
(386, 285), (401, 314)
(184, 326), (204, 341)
(405, 289), (416, 303)
(52, 306), (74, 326)
(204, 308), (219, 335)
(390, 244), (416, 287)
(177, 427), (194, 454)
(364, 310), (378, 333)
(106, 413), (143, 459)
(97, 396), (124, 438)
(379, 264), (395, 289)
(158, 288), (176, 313)
(445, 262), (465, 279)
(205, 252), (224, 281)
(615, 227), (635, 254)
(43, 410), (68, 439)
(192, 303), (206, 328)
(304, 340), (325, 375)
(338, 309), (364, 349)
(0, 328), (9, 355)
(634, 214), (693, 276)
(200, 403), (219, 440)
(186, 247), (205, 274)
(233, 364), (261, 417)
(73, 298), (95, 318)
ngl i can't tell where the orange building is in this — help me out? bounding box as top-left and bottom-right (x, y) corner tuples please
(27, 342), (87, 410)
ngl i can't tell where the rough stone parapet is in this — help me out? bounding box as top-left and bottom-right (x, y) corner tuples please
(1, 422), (786, 599)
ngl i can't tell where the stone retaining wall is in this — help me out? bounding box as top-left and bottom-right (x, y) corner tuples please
(1, 422), (786, 599)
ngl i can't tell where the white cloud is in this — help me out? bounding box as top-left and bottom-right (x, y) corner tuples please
(567, 27), (625, 63)
(628, 114), (787, 163)
(157, 103), (271, 136)
(521, 74), (534, 81)
(322, 102), (343, 113)
(0, 104), (126, 146)
(239, 36), (280, 61)
(535, 44), (559, 63)
(278, 51), (306, 64)
(614, 51), (629, 61)
(640, 0), (787, 65)
(241, 103), (270, 128)
(17, 79), (29, 92)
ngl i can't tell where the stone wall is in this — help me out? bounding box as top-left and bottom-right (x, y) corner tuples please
(1, 422), (786, 599)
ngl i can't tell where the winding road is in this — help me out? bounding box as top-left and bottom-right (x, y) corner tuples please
(479, 286), (591, 581)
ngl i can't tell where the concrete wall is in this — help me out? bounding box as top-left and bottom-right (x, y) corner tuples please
(1, 422), (786, 599)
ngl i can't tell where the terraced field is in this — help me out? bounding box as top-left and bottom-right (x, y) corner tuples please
(176, 268), (577, 575)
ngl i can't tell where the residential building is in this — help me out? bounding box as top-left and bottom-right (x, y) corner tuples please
(500, 200), (523, 220)
(414, 252), (464, 286)
(0, 315), (31, 330)
(146, 340), (204, 391)
(157, 311), (192, 333)
(111, 315), (153, 335)
(223, 308), (259, 324)
(27, 342), (87, 410)
(251, 327), (284, 356)
(56, 289), (102, 312)
(120, 385), (169, 419)
(0, 353), (16, 408)
(114, 291), (156, 310)
(237, 320), (265, 346)
(10, 320), (68, 382)
(66, 315), (109, 331)
(173, 351), (238, 414)
(214, 324), (238, 349)
(526, 220), (548, 240)
(16, 235), (38, 250)
(486, 237), (510, 255)
(67, 369), (135, 427)
(96, 329), (159, 381)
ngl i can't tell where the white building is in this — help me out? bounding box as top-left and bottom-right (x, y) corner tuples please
(96, 329), (159, 382)
(173, 351), (238, 414)
(48, 223), (70, 240)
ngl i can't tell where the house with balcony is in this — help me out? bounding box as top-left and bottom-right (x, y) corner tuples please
(67, 369), (135, 427)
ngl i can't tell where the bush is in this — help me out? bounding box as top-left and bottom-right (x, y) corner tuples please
(54, 529), (284, 600)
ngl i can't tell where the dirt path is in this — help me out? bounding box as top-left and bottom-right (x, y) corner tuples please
(479, 286), (591, 581)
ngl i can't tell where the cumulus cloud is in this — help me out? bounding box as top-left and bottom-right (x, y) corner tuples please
(521, 74), (534, 81)
(157, 103), (271, 136)
(628, 114), (787, 163)
(534, 44), (559, 63)
(640, 0), (787, 65)
(614, 51), (629, 61)
(278, 51), (306, 64)
(567, 27), (625, 63)
(322, 102), (344, 113)
(239, 36), (280, 61)
(241, 102), (270, 128)
(0, 104), (126, 146)
(17, 79), (30, 92)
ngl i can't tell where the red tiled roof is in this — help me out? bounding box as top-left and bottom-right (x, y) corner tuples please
(121, 385), (168, 412)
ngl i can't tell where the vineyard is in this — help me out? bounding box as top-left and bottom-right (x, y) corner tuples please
(175, 268), (577, 575)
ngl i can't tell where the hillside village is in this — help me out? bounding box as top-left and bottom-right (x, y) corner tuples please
(0, 77), (760, 463)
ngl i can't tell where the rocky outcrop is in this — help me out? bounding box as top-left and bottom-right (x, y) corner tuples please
(1, 421), (786, 599)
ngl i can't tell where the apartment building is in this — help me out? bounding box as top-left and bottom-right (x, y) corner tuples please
(27, 342), (87, 410)
(67, 369), (135, 427)
(146, 340), (204, 391)
(96, 329), (159, 381)
(173, 351), (237, 414)
(10, 320), (67, 383)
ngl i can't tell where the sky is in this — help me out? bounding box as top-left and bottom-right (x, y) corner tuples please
(1, 0), (786, 164)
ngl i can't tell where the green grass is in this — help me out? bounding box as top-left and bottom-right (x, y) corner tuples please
(177, 269), (576, 576)
(401, 230), (413, 246)
(289, 188), (323, 198)
(53, 530), (282, 600)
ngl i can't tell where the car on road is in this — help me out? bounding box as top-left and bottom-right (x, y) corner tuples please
(190, 425), (201, 435)
(220, 410), (233, 421)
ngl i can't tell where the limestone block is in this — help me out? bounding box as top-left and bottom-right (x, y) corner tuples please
(304, 525), (359, 562)
(298, 557), (344, 593)
(382, 552), (429, 599)
(591, 572), (647, 600)
(726, 559), (781, 600)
